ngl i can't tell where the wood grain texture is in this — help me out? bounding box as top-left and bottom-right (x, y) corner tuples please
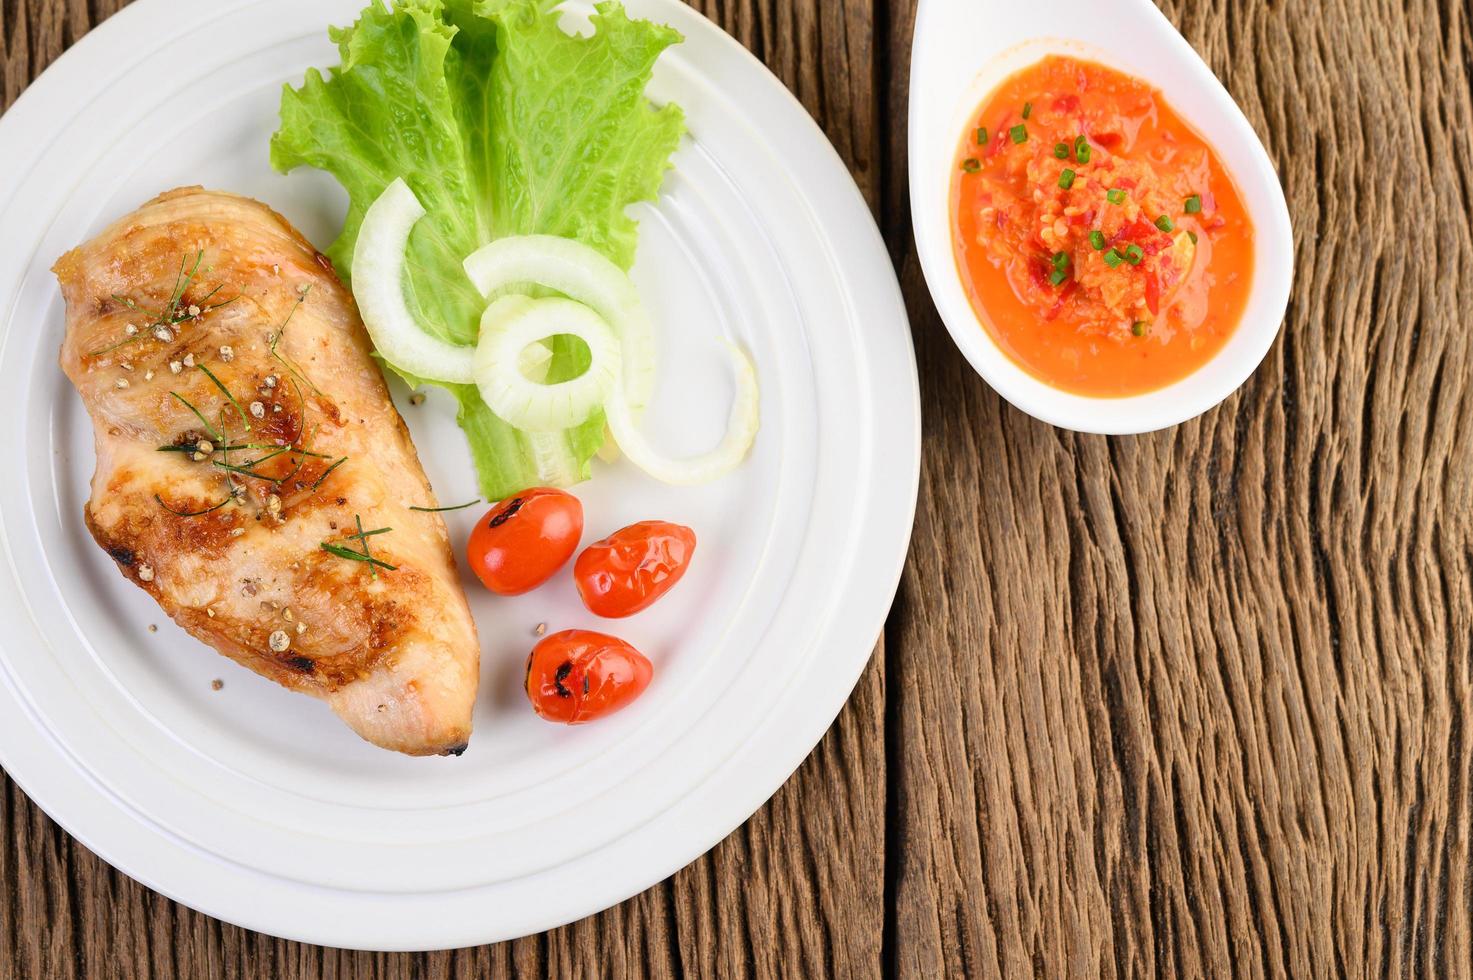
(3, 0), (1471, 977)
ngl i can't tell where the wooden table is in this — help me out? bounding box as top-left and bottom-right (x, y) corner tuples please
(4, 0), (1470, 976)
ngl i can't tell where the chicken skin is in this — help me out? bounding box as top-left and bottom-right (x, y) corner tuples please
(54, 187), (480, 756)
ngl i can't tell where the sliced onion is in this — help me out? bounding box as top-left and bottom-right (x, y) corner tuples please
(353, 178), (476, 384)
(462, 235), (656, 409)
(473, 295), (622, 433)
(603, 341), (759, 485)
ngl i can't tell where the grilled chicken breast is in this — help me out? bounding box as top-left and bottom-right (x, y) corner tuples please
(55, 187), (480, 756)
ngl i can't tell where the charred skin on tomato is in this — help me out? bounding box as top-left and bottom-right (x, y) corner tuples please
(466, 488), (583, 596)
(525, 629), (653, 724)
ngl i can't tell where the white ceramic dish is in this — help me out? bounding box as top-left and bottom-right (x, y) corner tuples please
(0, 0), (919, 951)
(908, 0), (1293, 434)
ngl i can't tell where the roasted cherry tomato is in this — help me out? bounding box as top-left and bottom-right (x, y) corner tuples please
(524, 629), (653, 724)
(466, 488), (583, 595)
(574, 521), (696, 618)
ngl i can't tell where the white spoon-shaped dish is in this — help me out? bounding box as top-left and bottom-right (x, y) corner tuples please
(908, 0), (1293, 434)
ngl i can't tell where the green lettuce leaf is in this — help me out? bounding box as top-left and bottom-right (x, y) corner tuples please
(271, 0), (683, 497)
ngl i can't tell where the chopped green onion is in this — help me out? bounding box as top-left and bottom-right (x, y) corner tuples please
(1051, 251), (1070, 271)
(1089, 230), (1107, 250)
(976, 126), (988, 145)
(1022, 102), (1032, 120)
(1010, 124), (1028, 144)
(1131, 321), (1148, 337)
(1107, 188), (1126, 205)
(1058, 168), (1076, 189)
(1125, 244), (1145, 265)
(1074, 136), (1091, 164)
(1054, 142), (1069, 159)
(1049, 268), (1069, 286)
(1103, 249), (1123, 268)
(1188, 230), (1199, 245)
(1184, 194), (1202, 213)
(1155, 214), (1175, 232)
(961, 157), (981, 173)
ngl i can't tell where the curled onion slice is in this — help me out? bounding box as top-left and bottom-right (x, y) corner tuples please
(462, 235), (657, 409)
(473, 295), (622, 433)
(603, 341), (760, 486)
(352, 178), (476, 384)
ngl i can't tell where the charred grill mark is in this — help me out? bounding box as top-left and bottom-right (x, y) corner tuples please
(285, 655), (315, 674)
(439, 742), (469, 757)
(489, 497), (524, 528)
(554, 661), (574, 698)
(107, 546), (136, 567)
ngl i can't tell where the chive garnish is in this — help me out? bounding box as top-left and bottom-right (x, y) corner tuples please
(1074, 136), (1091, 164)
(319, 516), (397, 578)
(409, 499), (481, 513)
(88, 251), (236, 358)
(320, 542), (398, 572)
(961, 157), (981, 173)
(357, 515), (387, 579)
(213, 460), (288, 482)
(1185, 195), (1202, 214)
(1131, 321), (1148, 337)
(196, 363), (252, 432)
(1089, 230), (1107, 250)
(976, 126), (988, 145)
(1053, 142), (1069, 159)
(1103, 249), (1123, 268)
(169, 391), (223, 444)
(1049, 269), (1069, 286)
(269, 286), (322, 397)
(309, 456), (348, 492)
(154, 492), (233, 517)
(1188, 231), (1199, 245)
(1022, 102), (1032, 120)
(1051, 251), (1069, 271)
(1124, 244), (1145, 265)
(1058, 168), (1076, 190)
(1106, 188), (1126, 205)
(1009, 124), (1027, 144)
(1155, 214), (1175, 232)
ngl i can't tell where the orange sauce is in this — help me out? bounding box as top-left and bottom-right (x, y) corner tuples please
(952, 55), (1254, 397)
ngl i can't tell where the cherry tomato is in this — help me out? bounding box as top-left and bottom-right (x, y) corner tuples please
(574, 521), (696, 618)
(524, 629), (653, 724)
(466, 488), (583, 595)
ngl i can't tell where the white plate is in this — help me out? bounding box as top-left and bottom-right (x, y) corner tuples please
(0, 0), (918, 951)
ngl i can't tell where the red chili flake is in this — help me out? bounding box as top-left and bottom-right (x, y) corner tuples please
(1144, 273), (1161, 315)
(1028, 257), (1052, 290)
(1115, 218), (1170, 256)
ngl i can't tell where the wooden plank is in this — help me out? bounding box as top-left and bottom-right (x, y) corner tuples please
(879, 0), (1473, 975)
(0, 1), (886, 977)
